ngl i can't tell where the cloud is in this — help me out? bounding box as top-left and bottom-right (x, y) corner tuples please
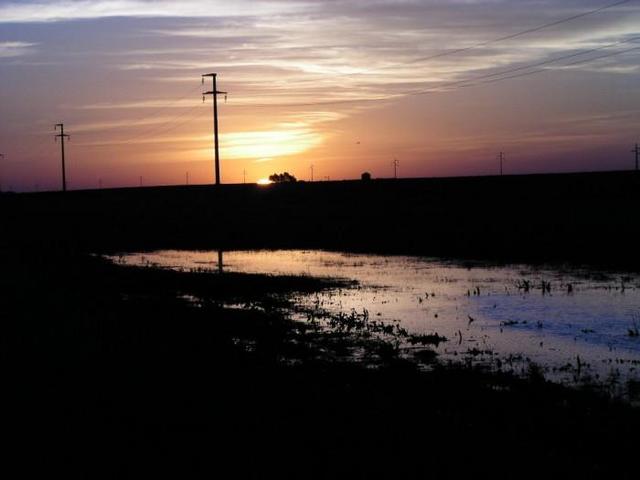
(2, 0), (640, 182)
(0, 1), (305, 23)
(0, 41), (37, 58)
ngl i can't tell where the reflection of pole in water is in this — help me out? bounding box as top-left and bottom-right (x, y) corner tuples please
(218, 250), (223, 273)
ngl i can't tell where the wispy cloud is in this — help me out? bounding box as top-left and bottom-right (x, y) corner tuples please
(0, 41), (37, 58)
(0, 1), (304, 23)
(2, 0), (640, 188)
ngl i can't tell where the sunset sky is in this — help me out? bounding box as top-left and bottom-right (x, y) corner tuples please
(1, 0), (639, 191)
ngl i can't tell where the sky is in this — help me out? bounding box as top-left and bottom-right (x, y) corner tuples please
(1, 0), (639, 191)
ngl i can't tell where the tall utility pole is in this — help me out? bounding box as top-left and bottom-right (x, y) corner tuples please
(55, 124), (70, 192)
(310, 164), (314, 182)
(202, 73), (227, 186)
(633, 144), (639, 171)
(498, 152), (505, 176)
(393, 157), (399, 179)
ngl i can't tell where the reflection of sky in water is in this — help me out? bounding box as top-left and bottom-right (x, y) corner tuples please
(109, 250), (640, 387)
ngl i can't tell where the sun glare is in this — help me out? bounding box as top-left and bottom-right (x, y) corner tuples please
(257, 178), (273, 185)
(221, 127), (323, 160)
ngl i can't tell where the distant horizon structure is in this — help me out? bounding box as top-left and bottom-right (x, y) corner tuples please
(0, 153), (4, 191)
(393, 157), (399, 179)
(202, 73), (228, 186)
(498, 152), (506, 176)
(310, 164), (314, 182)
(633, 143), (639, 171)
(54, 124), (70, 192)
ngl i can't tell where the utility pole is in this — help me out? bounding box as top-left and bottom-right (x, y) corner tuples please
(0, 154), (4, 192)
(393, 157), (399, 179)
(310, 164), (314, 182)
(54, 124), (70, 192)
(633, 144), (639, 171)
(186, 172), (190, 186)
(243, 169), (246, 184)
(202, 73), (228, 186)
(498, 152), (505, 176)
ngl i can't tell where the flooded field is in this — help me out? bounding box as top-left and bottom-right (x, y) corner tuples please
(110, 250), (640, 391)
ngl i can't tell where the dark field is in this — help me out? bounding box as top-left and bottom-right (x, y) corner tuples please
(2, 170), (640, 267)
(2, 171), (640, 478)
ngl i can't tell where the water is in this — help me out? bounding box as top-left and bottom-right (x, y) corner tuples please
(108, 249), (640, 390)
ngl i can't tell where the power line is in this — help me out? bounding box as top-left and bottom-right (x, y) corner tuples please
(226, 1), (637, 109)
(463, 44), (640, 88)
(246, 0), (635, 85)
(406, 0), (634, 66)
(413, 35), (640, 93)
(83, 102), (205, 146)
(76, 83), (205, 147)
(126, 104), (208, 143)
(98, 82), (203, 131)
(279, 0), (634, 81)
(235, 33), (640, 109)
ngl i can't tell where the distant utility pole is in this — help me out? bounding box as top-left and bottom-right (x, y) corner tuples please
(186, 171), (190, 186)
(393, 157), (399, 179)
(310, 164), (314, 182)
(633, 143), (639, 171)
(243, 169), (246, 184)
(0, 154), (4, 192)
(498, 152), (505, 176)
(54, 124), (70, 192)
(202, 73), (228, 186)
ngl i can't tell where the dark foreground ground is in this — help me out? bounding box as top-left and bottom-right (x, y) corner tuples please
(2, 172), (640, 478)
(2, 170), (640, 268)
(2, 249), (640, 479)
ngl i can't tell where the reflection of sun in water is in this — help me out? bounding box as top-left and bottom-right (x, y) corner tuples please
(257, 178), (273, 185)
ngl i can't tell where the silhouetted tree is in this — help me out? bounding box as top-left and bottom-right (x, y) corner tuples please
(361, 172), (372, 181)
(269, 172), (297, 183)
